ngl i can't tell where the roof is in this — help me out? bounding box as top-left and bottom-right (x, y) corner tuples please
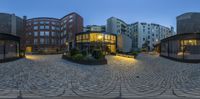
(161, 33), (200, 42)
(76, 31), (116, 36)
(0, 33), (20, 41)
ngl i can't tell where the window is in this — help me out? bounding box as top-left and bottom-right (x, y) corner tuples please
(40, 38), (44, 44)
(40, 31), (45, 36)
(45, 26), (49, 29)
(40, 26), (44, 29)
(45, 38), (49, 44)
(34, 26), (38, 30)
(56, 27), (60, 30)
(45, 31), (49, 36)
(69, 19), (73, 22)
(34, 32), (38, 36)
(52, 32), (55, 36)
(34, 39), (37, 45)
(45, 21), (49, 24)
(52, 26), (56, 30)
(40, 21), (44, 24)
(143, 38), (145, 41)
(51, 22), (56, 25)
(69, 15), (73, 18)
(34, 22), (38, 25)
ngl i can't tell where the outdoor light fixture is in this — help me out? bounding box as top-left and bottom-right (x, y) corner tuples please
(98, 35), (103, 40)
(65, 42), (69, 46)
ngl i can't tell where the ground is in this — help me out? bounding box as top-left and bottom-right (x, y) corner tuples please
(0, 53), (200, 99)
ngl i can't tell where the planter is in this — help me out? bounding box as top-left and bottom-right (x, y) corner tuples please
(62, 55), (107, 65)
(0, 57), (22, 63)
(116, 53), (136, 58)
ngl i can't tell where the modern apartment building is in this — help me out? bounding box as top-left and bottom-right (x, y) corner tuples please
(106, 17), (128, 35)
(84, 25), (106, 32)
(128, 22), (175, 51)
(106, 17), (132, 52)
(24, 12), (83, 53)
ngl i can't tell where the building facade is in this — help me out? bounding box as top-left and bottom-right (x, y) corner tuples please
(117, 34), (132, 53)
(24, 12), (83, 53)
(0, 13), (23, 62)
(60, 12), (83, 51)
(160, 12), (200, 63)
(84, 25), (106, 32)
(0, 13), (24, 36)
(25, 17), (61, 53)
(106, 17), (128, 35)
(160, 33), (200, 63)
(128, 22), (175, 51)
(177, 12), (200, 34)
(75, 32), (117, 54)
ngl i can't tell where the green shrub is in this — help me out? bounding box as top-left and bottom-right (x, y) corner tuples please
(83, 54), (95, 61)
(70, 48), (80, 56)
(72, 54), (84, 60)
(92, 49), (105, 59)
(131, 52), (138, 56)
(81, 50), (87, 56)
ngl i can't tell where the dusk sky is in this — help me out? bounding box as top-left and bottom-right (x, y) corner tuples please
(1, 0), (200, 31)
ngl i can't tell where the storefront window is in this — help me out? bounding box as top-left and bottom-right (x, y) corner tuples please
(0, 41), (4, 59)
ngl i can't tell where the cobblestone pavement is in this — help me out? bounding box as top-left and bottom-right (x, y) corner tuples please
(0, 54), (200, 99)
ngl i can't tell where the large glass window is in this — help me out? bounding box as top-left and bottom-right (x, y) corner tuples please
(40, 31), (45, 36)
(90, 33), (103, 42)
(45, 31), (49, 37)
(45, 26), (50, 29)
(52, 26), (56, 30)
(5, 41), (18, 59)
(40, 26), (44, 30)
(0, 41), (4, 59)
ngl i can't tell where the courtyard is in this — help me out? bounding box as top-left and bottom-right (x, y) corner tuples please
(0, 54), (200, 99)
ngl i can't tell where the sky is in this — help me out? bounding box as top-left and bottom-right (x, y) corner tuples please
(1, 0), (200, 31)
